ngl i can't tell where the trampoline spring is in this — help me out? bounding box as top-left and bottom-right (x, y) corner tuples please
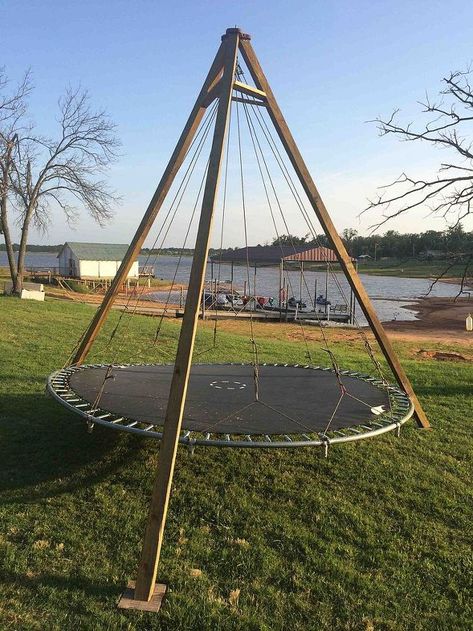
(75, 403), (90, 409)
(264, 435), (272, 442)
(321, 441), (329, 458)
(126, 421), (138, 428)
(110, 417), (125, 424)
(283, 435), (292, 442)
(245, 435), (253, 442)
(86, 420), (95, 433)
(225, 434), (231, 441)
(347, 427), (361, 434)
(205, 433), (211, 441)
(96, 413), (112, 419)
(182, 431), (191, 439)
(144, 424), (155, 431)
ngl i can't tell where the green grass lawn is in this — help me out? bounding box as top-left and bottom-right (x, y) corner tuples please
(0, 296), (472, 630)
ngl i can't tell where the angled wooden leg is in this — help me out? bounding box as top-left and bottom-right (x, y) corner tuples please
(71, 42), (226, 366)
(121, 29), (240, 609)
(239, 38), (430, 428)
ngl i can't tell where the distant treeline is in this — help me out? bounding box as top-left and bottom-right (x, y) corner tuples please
(3, 225), (472, 259)
(142, 247), (223, 256)
(0, 244), (219, 256)
(0, 244), (63, 253)
(271, 224), (473, 260)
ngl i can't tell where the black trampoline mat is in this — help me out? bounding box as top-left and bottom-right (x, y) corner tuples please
(69, 364), (390, 435)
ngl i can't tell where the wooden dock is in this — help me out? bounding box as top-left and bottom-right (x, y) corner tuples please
(175, 307), (350, 323)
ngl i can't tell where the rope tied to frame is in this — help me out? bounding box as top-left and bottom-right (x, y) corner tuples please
(323, 348), (347, 395)
(92, 363), (115, 411)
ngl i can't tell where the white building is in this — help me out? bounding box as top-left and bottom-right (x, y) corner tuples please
(57, 242), (139, 279)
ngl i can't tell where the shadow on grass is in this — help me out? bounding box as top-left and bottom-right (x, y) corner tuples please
(0, 567), (120, 601)
(0, 393), (147, 502)
(415, 383), (473, 397)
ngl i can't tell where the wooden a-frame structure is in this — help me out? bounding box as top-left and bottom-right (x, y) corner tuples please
(69, 28), (429, 611)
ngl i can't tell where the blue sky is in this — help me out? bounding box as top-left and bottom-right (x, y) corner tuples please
(2, 0), (473, 246)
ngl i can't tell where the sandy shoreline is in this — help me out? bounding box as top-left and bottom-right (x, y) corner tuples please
(384, 295), (473, 344)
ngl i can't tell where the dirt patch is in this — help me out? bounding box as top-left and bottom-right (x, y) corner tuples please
(416, 349), (471, 362)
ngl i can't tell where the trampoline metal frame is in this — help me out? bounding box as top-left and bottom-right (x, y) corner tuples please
(47, 362), (414, 449)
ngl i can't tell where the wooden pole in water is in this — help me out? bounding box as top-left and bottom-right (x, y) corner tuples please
(239, 37), (430, 428)
(122, 29), (240, 609)
(325, 263), (328, 300)
(278, 259), (283, 308)
(298, 262), (302, 304)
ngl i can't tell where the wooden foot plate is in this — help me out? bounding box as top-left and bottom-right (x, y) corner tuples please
(117, 580), (167, 612)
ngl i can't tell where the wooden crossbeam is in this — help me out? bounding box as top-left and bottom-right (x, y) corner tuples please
(233, 80), (266, 100)
(232, 96), (266, 107)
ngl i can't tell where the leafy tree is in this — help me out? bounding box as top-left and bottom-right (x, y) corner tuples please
(272, 234), (309, 246)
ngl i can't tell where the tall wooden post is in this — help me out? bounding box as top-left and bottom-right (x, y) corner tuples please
(238, 39), (430, 429)
(118, 29), (240, 611)
(70, 43), (227, 366)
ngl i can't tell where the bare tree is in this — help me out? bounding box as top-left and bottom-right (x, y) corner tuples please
(1, 76), (120, 294)
(0, 68), (32, 293)
(366, 68), (473, 290)
(341, 227), (358, 253)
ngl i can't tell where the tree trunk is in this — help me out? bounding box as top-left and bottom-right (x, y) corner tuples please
(1, 141), (19, 293)
(16, 204), (34, 295)
(0, 193), (18, 293)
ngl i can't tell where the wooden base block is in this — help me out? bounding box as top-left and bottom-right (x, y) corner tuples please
(117, 580), (167, 612)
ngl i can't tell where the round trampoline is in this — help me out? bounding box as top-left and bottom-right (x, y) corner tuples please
(47, 363), (414, 448)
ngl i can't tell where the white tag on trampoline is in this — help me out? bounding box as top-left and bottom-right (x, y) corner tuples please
(370, 405), (385, 416)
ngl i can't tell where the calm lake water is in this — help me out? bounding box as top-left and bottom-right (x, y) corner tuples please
(1, 251), (463, 324)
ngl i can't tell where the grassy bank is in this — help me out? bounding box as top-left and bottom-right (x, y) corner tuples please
(0, 296), (472, 630)
(355, 259), (470, 280)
